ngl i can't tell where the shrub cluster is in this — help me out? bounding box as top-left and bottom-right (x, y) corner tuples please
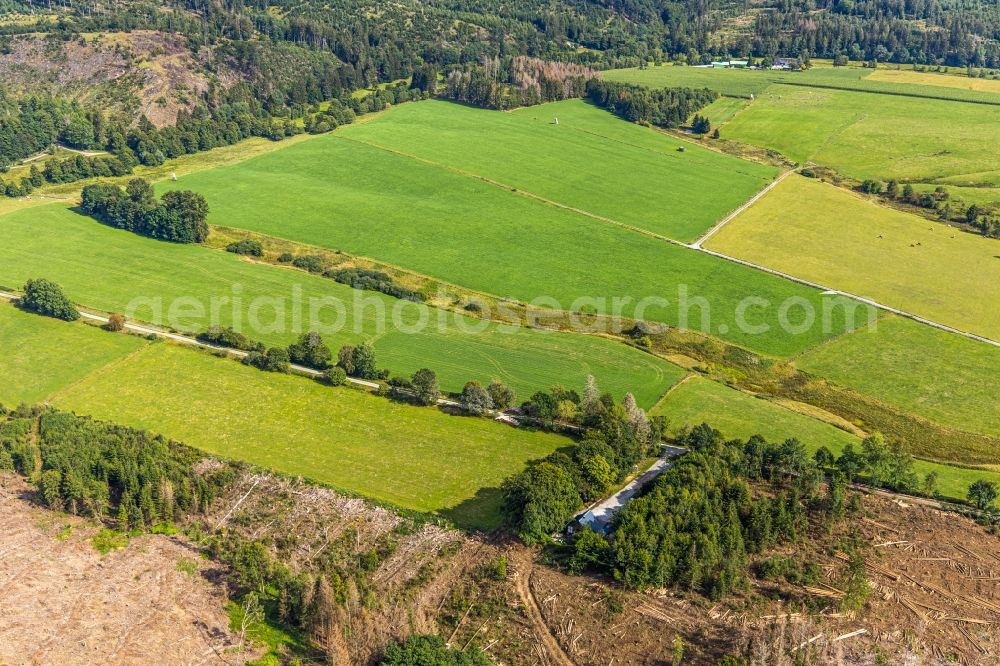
(329, 268), (426, 302)
(225, 239), (264, 256)
(242, 347), (291, 373)
(196, 325), (265, 352)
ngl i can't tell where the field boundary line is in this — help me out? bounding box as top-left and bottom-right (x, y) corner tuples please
(648, 373), (695, 415)
(690, 247), (1000, 348)
(773, 80), (1000, 107)
(334, 134), (694, 241)
(42, 344), (154, 404)
(690, 169), (793, 248)
(785, 310), (891, 363)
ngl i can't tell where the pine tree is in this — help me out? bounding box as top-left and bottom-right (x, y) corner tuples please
(117, 500), (130, 530)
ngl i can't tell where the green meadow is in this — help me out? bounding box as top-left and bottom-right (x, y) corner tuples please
(157, 102), (866, 358)
(0, 204), (682, 408)
(333, 99), (778, 242)
(653, 374), (1000, 502)
(696, 96), (750, 126)
(0, 303), (148, 405)
(867, 68), (1000, 96)
(722, 85), (1000, 189)
(798, 316), (1000, 440)
(654, 375), (860, 452)
(706, 175), (1000, 341)
(606, 65), (1000, 205)
(0, 306), (570, 528)
(55, 344), (569, 529)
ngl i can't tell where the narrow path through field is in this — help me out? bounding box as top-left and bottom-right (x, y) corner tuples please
(693, 245), (1000, 348)
(648, 372), (695, 414)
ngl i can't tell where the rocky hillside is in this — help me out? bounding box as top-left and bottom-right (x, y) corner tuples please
(0, 30), (229, 126)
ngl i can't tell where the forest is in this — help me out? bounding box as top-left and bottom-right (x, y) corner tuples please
(0, 0), (997, 177)
(0, 78), (424, 193)
(501, 394), (950, 601)
(0, 404), (234, 528)
(0, 0), (995, 138)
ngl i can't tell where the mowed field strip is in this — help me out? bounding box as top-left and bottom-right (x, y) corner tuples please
(159, 99), (870, 358)
(652, 374), (1000, 502)
(603, 64), (869, 97)
(606, 63), (1000, 106)
(0, 205), (682, 408)
(0, 304), (569, 529)
(705, 175), (1000, 341)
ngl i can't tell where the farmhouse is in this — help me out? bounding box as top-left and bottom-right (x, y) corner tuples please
(710, 60), (749, 69)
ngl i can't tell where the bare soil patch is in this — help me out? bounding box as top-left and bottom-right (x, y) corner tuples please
(0, 474), (254, 666)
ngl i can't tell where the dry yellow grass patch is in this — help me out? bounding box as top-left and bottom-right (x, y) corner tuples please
(868, 68), (1000, 95)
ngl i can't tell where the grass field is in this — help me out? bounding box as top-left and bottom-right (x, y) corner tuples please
(162, 99), (777, 244)
(605, 63), (1000, 105)
(654, 375), (861, 451)
(0, 303), (148, 405)
(0, 306), (570, 528)
(722, 85), (1000, 187)
(603, 64), (867, 97)
(331, 99), (779, 242)
(653, 374), (1000, 502)
(798, 316), (1000, 439)
(695, 96), (750, 126)
(706, 175), (1000, 341)
(868, 69), (1000, 95)
(0, 205), (683, 408)
(55, 343), (570, 528)
(156, 101), (868, 358)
